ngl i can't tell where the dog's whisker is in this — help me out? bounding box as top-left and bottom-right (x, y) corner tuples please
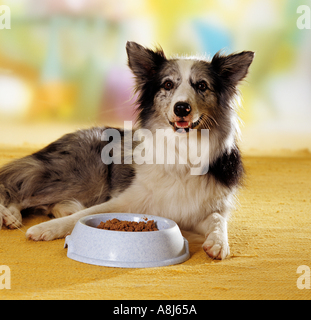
(208, 115), (219, 127)
(200, 113), (211, 130)
(200, 113), (219, 130)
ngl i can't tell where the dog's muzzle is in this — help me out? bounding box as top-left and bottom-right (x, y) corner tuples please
(168, 116), (202, 133)
(174, 102), (191, 117)
(167, 102), (202, 133)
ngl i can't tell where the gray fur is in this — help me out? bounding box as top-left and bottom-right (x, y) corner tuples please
(0, 41), (254, 259)
(0, 127), (135, 227)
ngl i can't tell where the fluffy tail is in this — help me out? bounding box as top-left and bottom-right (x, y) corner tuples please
(0, 153), (87, 229)
(0, 155), (39, 206)
(0, 155), (45, 229)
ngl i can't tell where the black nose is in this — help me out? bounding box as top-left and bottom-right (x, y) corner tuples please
(174, 102), (191, 117)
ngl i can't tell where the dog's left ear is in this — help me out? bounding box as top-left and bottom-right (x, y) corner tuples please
(211, 51), (255, 85)
(126, 41), (167, 89)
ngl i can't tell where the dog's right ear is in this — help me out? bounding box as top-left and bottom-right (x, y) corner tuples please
(126, 41), (167, 89)
(211, 51), (255, 86)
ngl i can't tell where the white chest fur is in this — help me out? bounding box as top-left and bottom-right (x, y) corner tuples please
(125, 163), (233, 230)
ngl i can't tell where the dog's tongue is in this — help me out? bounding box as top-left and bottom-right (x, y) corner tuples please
(176, 121), (190, 128)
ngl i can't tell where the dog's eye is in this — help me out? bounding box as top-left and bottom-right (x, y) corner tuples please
(197, 81), (208, 92)
(163, 80), (174, 91)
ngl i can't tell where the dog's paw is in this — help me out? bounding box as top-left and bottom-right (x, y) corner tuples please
(0, 204), (22, 229)
(4, 205), (22, 229)
(26, 218), (72, 241)
(202, 231), (230, 260)
(26, 221), (59, 241)
(4, 214), (23, 229)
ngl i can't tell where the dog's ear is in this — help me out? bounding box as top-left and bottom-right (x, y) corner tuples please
(126, 41), (167, 88)
(211, 51), (254, 85)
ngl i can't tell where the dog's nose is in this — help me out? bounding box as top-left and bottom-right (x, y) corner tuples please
(174, 102), (191, 117)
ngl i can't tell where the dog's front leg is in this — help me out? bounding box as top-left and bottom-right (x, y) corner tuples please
(194, 212), (230, 260)
(26, 199), (120, 241)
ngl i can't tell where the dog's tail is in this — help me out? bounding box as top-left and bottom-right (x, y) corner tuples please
(0, 155), (40, 206)
(0, 155), (45, 229)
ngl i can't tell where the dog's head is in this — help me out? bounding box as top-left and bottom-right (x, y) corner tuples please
(126, 41), (254, 136)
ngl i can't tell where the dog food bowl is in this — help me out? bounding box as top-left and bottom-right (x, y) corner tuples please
(64, 213), (190, 268)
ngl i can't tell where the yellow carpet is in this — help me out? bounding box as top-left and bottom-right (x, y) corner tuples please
(1, 146), (311, 300)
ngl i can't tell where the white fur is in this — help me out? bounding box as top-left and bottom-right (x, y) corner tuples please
(26, 157), (233, 259)
(26, 57), (240, 260)
(50, 200), (85, 219)
(166, 60), (201, 124)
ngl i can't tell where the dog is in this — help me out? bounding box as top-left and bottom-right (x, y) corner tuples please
(0, 41), (254, 260)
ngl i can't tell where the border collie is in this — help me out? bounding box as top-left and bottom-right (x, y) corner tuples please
(0, 42), (254, 260)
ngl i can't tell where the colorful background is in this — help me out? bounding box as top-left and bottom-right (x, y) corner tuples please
(1, 1), (311, 301)
(0, 0), (310, 151)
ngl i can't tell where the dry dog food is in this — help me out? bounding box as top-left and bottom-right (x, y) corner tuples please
(97, 218), (158, 232)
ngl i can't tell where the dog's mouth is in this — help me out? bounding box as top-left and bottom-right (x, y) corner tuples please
(168, 117), (202, 133)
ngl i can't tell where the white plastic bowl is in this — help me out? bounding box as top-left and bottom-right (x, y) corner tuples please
(64, 213), (190, 268)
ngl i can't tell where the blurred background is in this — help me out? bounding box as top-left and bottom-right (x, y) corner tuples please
(0, 0), (310, 152)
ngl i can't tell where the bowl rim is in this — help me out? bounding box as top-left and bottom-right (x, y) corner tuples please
(79, 213), (178, 234)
